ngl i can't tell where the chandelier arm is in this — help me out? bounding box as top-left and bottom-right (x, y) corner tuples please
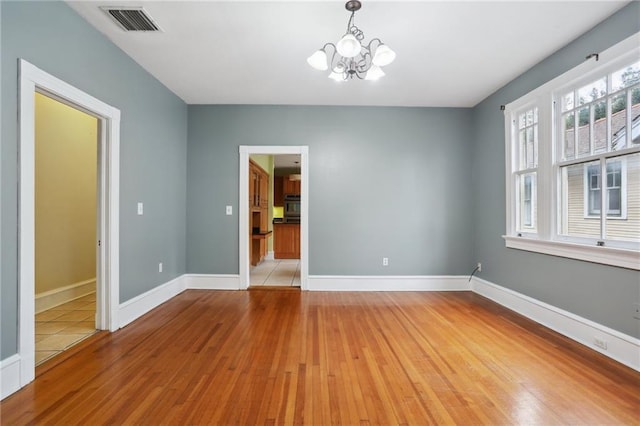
(323, 43), (340, 72)
(363, 38), (383, 52)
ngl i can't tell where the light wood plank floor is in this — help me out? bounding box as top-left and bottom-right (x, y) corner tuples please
(1, 290), (638, 424)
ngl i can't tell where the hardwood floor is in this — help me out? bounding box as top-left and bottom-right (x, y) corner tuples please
(2, 290), (638, 424)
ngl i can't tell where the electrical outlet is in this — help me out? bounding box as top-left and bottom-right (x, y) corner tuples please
(226, 205), (233, 215)
(137, 202), (144, 215)
(158, 262), (163, 273)
(382, 257), (389, 266)
(594, 338), (607, 350)
(633, 303), (640, 320)
(477, 262), (482, 272)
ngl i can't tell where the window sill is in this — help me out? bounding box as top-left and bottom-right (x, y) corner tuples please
(503, 235), (640, 270)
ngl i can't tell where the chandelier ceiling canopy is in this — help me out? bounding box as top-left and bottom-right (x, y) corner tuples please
(307, 0), (396, 81)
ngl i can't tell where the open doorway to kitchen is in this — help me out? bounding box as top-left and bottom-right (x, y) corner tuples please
(18, 60), (120, 391)
(239, 146), (308, 290)
(249, 154), (302, 287)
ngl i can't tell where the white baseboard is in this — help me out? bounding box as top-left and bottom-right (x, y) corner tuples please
(265, 251), (275, 261)
(0, 354), (22, 400)
(117, 274), (241, 329)
(118, 275), (186, 329)
(184, 274), (241, 290)
(307, 275), (470, 291)
(35, 279), (95, 314)
(471, 276), (640, 372)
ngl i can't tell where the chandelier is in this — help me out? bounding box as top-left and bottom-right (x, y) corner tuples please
(307, 0), (396, 81)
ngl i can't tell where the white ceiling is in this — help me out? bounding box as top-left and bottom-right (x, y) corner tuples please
(273, 154), (302, 169)
(66, 0), (628, 107)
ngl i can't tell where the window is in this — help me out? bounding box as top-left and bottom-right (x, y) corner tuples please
(504, 34), (640, 270)
(585, 161), (623, 217)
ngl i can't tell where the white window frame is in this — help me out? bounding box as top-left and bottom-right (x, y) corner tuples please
(504, 32), (640, 270)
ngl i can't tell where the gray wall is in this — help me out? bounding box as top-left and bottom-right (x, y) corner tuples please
(187, 105), (474, 276)
(1, 1), (188, 358)
(471, 2), (640, 338)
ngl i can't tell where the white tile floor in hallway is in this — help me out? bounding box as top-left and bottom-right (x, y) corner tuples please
(35, 293), (97, 365)
(250, 259), (300, 287)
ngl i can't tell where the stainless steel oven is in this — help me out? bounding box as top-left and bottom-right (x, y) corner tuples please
(284, 194), (301, 219)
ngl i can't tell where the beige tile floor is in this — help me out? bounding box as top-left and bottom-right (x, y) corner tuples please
(35, 293), (97, 365)
(250, 259), (300, 287)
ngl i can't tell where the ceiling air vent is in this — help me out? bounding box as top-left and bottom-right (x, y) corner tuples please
(101, 7), (161, 32)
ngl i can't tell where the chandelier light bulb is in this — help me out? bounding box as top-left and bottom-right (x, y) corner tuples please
(372, 44), (396, 67)
(307, 50), (328, 71)
(336, 34), (361, 58)
(364, 64), (385, 81)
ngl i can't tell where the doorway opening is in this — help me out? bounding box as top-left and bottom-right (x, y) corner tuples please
(18, 60), (120, 389)
(239, 146), (308, 290)
(249, 154), (302, 287)
(33, 93), (99, 365)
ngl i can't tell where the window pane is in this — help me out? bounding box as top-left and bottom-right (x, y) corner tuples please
(606, 153), (640, 242)
(562, 92), (574, 112)
(518, 113), (526, 130)
(518, 173), (536, 231)
(563, 112), (575, 160)
(526, 127), (535, 169)
(560, 163), (600, 238)
(611, 61), (640, 92)
(587, 163), (601, 215)
(593, 100), (607, 153)
(610, 93), (627, 150)
(526, 110), (533, 126)
(577, 107), (590, 157)
(578, 77), (606, 105)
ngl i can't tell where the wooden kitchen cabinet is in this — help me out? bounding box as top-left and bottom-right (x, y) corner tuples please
(274, 176), (284, 207)
(283, 178), (301, 195)
(273, 223), (300, 259)
(249, 160), (269, 210)
(249, 160), (271, 265)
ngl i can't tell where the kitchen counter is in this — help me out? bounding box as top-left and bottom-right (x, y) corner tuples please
(251, 231), (272, 239)
(273, 219), (300, 224)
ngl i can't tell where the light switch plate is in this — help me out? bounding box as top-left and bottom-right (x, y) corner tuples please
(137, 202), (143, 215)
(226, 205), (233, 215)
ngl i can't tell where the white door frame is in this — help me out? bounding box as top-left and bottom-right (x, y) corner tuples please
(18, 59), (120, 387)
(239, 146), (309, 290)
